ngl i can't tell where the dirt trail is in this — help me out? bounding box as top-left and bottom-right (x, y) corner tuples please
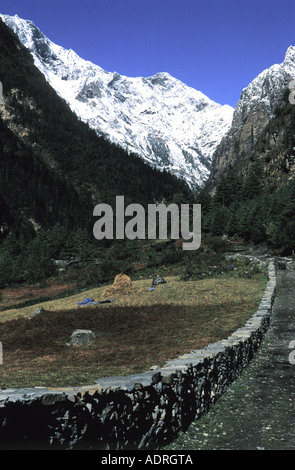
(166, 261), (295, 450)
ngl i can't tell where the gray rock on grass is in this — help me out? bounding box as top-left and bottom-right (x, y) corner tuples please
(67, 329), (96, 347)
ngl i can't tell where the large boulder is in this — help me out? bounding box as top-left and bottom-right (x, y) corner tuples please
(67, 329), (96, 347)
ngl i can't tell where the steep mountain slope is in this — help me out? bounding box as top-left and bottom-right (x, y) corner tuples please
(0, 17), (190, 241)
(1, 14), (234, 190)
(207, 46), (295, 189)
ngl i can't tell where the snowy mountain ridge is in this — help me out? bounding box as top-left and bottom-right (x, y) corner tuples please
(0, 14), (234, 190)
(207, 44), (295, 188)
(231, 45), (295, 130)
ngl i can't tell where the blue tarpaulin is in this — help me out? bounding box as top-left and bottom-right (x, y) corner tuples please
(78, 298), (115, 306)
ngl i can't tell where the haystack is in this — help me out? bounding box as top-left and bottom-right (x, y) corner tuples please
(101, 273), (133, 299)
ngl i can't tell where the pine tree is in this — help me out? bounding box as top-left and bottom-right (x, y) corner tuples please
(242, 164), (263, 200)
(24, 236), (56, 282)
(195, 188), (213, 216)
(214, 166), (243, 207)
(210, 206), (230, 236)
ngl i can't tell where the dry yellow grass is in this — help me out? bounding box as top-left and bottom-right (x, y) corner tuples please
(0, 272), (267, 388)
(0, 274), (265, 323)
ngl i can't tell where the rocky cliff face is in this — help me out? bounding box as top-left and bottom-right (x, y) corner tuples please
(0, 14), (234, 191)
(207, 46), (295, 190)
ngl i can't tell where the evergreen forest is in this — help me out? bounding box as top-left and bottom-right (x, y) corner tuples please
(196, 163), (295, 256)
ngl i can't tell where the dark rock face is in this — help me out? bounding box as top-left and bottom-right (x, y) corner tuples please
(207, 47), (295, 190)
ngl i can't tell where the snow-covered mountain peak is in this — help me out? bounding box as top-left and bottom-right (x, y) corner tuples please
(0, 13), (234, 190)
(207, 43), (295, 189)
(232, 44), (295, 127)
(283, 45), (295, 71)
(285, 45), (295, 58)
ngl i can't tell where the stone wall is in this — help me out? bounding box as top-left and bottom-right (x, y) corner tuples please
(0, 261), (276, 450)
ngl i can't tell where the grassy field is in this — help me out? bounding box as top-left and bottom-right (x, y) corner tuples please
(0, 268), (268, 389)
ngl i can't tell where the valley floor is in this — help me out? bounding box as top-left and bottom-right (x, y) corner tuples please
(165, 263), (295, 450)
(0, 271), (266, 389)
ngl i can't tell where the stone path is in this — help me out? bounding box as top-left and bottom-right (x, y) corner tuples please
(166, 261), (295, 450)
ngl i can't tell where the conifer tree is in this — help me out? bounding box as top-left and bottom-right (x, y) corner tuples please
(214, 166), (243, 206)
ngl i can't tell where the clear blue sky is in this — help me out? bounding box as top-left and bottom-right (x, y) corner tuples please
(1, 0), (295, 107)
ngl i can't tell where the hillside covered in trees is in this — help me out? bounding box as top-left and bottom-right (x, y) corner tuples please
(0, 18), (192, 285)
(197, 163), (295, 256)
(199, 88), (295, 257)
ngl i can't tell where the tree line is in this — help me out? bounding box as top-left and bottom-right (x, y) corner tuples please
(197, 164), (295, 255)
